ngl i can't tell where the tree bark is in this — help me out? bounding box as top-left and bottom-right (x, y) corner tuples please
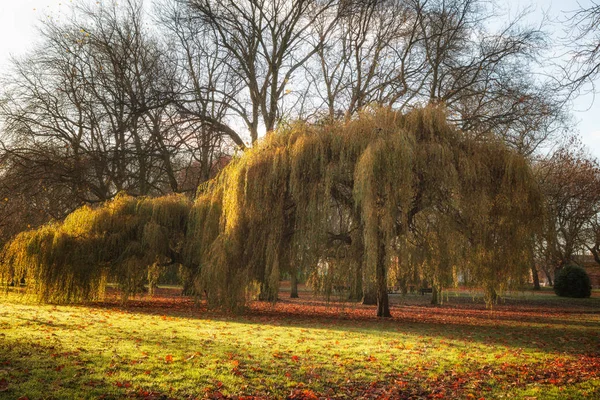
(258, 282), (277, 302)
(362, 286), (377, 305)
(531, 264), (541, 290)
(541, 265), (554, 286)
(431, 286), (440, 305)
(290, 268), (299, 298)
(484, 284), (499, 307)
(376, 230), (391, 318)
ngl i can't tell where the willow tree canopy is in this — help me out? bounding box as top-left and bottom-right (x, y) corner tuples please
(1, 194), (191, 303)
(1, 106), (541, 316)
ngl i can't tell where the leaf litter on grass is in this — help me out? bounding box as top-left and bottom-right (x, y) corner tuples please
(0, 288), (599, 399)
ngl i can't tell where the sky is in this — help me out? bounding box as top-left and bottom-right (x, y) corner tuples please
(0, 0), (598, 157)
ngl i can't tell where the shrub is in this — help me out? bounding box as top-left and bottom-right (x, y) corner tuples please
(554, 264), (592, 298)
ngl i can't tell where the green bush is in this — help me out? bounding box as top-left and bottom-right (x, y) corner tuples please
(554, 264), (592, 298)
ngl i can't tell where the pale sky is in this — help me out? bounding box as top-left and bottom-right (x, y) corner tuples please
(0, 0), (598, 158)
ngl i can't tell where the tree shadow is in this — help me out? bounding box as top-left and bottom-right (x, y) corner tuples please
(78, 287), (600, 357)
(2, 288), (600, 399)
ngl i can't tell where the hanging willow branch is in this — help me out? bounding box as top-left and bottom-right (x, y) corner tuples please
(2, 106), (541, 314)
(1, 194), (191, 303)
(183, 105), (541, 314)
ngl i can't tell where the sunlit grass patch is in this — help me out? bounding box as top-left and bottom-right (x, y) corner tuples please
(1, 288), (599, 399)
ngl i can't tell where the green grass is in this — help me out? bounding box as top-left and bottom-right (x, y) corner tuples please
(1, 288), (599, 399)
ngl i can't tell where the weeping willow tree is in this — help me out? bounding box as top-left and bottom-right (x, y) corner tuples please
(1, 194), (191, 303)
(2, 106), (541, 316)
(459, 140), (543, 303)
(184, 106), (541, 316)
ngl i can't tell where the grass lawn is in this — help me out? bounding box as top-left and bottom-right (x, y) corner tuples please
(0, 287), (599, 399)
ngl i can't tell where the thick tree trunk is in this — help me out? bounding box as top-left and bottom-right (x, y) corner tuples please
(431, 286), (440, 305)
(376, 230), (391, 318)
(290, 268), (299, 298)
(542, 265), (553, 286)
(531, 264), (541, 290)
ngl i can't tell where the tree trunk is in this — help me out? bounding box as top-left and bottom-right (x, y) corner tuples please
(349, 262), (363, 302)
(542, 265), (553, 286)
(290, 268), (299, 298)
(484, 284), (499, 307)
(258, 282), (277, 302)
(431, 286), (441, 305)
(362, 286), (377, 305)
(531, 264), (541, 290)
(376, 230), (391, 318)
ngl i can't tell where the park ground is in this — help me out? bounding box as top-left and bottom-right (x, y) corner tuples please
(0, 286), (599, 399)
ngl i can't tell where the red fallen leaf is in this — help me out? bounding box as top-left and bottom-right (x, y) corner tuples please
(165, 354), (174, 363)
(144, 370), (151, 375)
(17, 397), (29, 400)
(0, 378), (8, 392)
(115, 381), (131, 388)
(216, 381), (223, 388)
(289, 389), (319, 400)
(55, 365), (65, 371)
(291, 355), (299, 362)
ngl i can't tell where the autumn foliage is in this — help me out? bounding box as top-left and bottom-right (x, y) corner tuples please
(1, 106), (541, 316)
(1, 194), (190, 303)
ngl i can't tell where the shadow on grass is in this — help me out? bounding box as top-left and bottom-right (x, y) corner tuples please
(72, 287), (600, 357)
(2, 287), (600, 399)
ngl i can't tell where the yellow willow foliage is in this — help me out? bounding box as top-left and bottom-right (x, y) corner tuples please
(1, 193), (191, 303)
(184, 105), (541, 311)
(2, 106), (541, 311)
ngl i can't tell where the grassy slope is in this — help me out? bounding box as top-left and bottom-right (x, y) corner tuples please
(0, 288), (599, 399)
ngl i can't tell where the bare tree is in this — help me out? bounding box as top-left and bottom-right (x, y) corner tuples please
(0, 0), (227, 205)
(304, 0), (569, 155)
(307, 0), (423, 121)
(562, 0), (600, 94)
(175, 0), (340, 143)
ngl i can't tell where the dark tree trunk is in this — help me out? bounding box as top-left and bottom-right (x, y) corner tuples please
(484, 285), (499, 307)
(258, 282), (277, 302)
(181, 277), (196, 296)
(531, 264), (541, 290)
(431, 286), (440, 305)
(590, 246), (600, 265)
(290, 268), (299, 298)
(362, 286), (377, 305)
(542, 265), (553, 286)
(376, 230), (391, 318)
